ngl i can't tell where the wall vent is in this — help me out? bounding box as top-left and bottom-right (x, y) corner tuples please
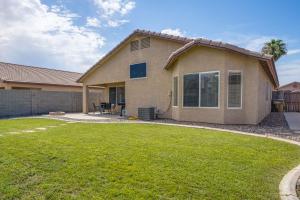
(141, 37), (150, 49)
(130, 40), (139, 51)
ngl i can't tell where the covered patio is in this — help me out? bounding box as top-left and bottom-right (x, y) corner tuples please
(83, 81), (126, 116)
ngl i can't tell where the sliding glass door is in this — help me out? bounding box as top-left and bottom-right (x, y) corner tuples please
(109, 87), (125, 105)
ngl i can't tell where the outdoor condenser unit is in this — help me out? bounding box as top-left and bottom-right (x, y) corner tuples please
(138, 107), (156, 121)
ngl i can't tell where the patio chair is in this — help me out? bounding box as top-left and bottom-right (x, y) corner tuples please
(101, 102), (112, 114)
(92, 103), (100, 114)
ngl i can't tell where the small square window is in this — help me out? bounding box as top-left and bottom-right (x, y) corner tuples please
(130, 63), (147, 79)
(130, 40), (139, 51)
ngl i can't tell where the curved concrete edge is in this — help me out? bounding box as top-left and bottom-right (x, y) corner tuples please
(279, 165), (300, 200)
(31, 116), (300, 200)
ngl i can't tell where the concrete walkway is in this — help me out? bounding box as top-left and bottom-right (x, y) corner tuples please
(284, 113), (300, 133)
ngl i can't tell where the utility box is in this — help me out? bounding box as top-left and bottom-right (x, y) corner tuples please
(138, 107), (156, 120)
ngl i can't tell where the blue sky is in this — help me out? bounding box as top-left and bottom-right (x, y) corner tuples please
(0, 0), (299, 85)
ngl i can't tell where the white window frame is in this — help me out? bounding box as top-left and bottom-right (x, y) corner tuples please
(172, 76), (179, 107)
(227, 70), (243, 109)
(182, 70), (220, 109)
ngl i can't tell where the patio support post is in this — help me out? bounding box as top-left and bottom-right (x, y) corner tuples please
(83, 84), (89, 114)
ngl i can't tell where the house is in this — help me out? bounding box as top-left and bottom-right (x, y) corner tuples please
(77, 29), (279, 124)
(0, 62), (83, 92)
(278, 81), (300, 93)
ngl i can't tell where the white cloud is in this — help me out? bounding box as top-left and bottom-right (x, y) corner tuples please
(94, 0), (135, 16)
(107, 19), (129, 27)
(287, 49), (300, 56)
(86, 17), (101, 27)
(161, 28), (185, 37)
(217, 33), (274, 52)
(0, 0), (105, 72)
(93, 0), (135, 27)
(277, 60), (300, 85)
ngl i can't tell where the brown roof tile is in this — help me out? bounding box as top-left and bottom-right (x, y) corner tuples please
(0, 62), (82, 87)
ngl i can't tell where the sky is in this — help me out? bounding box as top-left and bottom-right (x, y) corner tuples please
(0, 0), (299, 85)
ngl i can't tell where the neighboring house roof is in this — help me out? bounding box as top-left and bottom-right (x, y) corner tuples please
(77, 29), (279, 87)
(278, 81), (300, 91)
(0, 62), (82, 87)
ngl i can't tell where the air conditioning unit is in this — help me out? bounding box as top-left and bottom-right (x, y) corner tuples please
(138, 107), (156, 121)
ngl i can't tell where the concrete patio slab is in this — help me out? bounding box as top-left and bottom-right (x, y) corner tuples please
(284, 113), (300, 131)
(47, 113), (130, 122)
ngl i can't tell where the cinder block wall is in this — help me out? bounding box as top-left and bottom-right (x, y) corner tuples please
(0, 90), (101, 118)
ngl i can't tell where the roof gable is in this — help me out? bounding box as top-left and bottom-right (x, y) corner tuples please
(164, 40), (279, 87)
(77, 29), (192, 82)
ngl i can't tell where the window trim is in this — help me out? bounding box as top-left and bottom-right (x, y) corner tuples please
(129, 62), (147, 79)
(173, 76), (179, 107)
(227, 70), (243, 110)
(182, 70), (220, 109)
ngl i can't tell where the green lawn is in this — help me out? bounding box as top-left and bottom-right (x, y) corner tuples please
(0, 118), (300, 200)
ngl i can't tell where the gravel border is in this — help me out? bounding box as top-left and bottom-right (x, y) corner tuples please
(155, 113), (300, 142)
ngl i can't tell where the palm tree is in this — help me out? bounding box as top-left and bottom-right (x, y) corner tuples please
(261, 39), (287, 61)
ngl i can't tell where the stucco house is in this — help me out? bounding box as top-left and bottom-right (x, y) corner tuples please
(278, 81), (300, 92)
(78, 29), (279, 124)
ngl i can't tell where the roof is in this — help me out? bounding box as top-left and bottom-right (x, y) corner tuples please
(0, 62), (82, 87)
(278, 81), (300, 90)
(77, 29), (193, 82)
(164, 39), (279, 87)
(77, 29), (279, 87)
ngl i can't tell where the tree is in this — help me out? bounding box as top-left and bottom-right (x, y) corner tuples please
(261, 39), (287, 61)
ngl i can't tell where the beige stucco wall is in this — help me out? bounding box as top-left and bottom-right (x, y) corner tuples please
(81, 36), (274, 124)
(0, 82), (82, 92)
(83, 36), (184, 117)
(171, 47), (225, 124)
(171, 47), (273, 124)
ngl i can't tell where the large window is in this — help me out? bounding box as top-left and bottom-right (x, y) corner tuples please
(173, 76), (178, 106)
(183, 71), (219, 108)
(130, 63), (147, 79)
(183, 74), (200, 107)
(228, 71), (242, 108)
(201, 72), (219, 107)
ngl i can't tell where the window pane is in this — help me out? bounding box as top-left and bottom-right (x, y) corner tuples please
(130, 63), (147, 78)
(200, 72), (219, 107)
(183, 74), (199, 107)
(173, 77), (178, 106)
(228, 72), (241, 108)
(109, 87), (116, 104)
(117, 87), (125, 104)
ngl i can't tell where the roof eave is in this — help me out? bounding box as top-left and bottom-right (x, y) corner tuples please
(3, 80), (82, 88)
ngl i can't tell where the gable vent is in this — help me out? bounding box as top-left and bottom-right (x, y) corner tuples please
(141, 37), (150, 49)
(130, 40), (139, 51)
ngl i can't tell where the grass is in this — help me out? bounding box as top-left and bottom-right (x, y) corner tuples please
(0, 118), (300, 199)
